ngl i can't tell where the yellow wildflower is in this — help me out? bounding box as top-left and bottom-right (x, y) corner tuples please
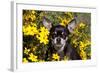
(60, 18), (68, 26)
(23, 14), (28, 21)
(32, 10), (35, 14)
(68, 12), (74, 19)
(79, 41), (85, 50)
(36, 27), (49, 44)
(29, 14), (36, 21)
(24, 47), (30, 55)
(72, 39), (78, 48)
(65, 12), (74, 19)
(79, 23), (85, 28)
(23, 58), (28, 63)
(74, 28), (80, 35)
(79, 40), (91, 50)
(39, 27), (49, 35)
(60, 18), (72, 27)
(23, 13), (36, 21)
(80, 50), (87, 60)
(85, 40), (91, 46)
(31, 47), (37, 52)
(23, 25), (31, 35)
(30, 25), (38, 35)
(52, 53), (60, 61)
(23, 24), (38, 36)
(28, 53), (38, 62)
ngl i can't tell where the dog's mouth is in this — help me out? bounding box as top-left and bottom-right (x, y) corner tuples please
(53, 44), (64, 51)
(56, 44), (62, 47)
(52, 37), (66, 50)
(54, 44), (63, 49)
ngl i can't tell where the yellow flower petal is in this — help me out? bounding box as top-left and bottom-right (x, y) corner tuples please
(52, 53), (60, 61)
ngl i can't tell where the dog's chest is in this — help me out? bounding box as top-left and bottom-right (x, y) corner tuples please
(53, 47), (71, 60)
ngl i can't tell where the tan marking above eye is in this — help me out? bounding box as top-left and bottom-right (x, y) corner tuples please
(54, 32), (57, 34)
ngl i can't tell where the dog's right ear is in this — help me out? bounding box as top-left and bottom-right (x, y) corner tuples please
(43, 17), (52, 30)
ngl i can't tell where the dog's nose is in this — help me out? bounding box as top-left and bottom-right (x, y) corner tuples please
(56, 38), (61, 43)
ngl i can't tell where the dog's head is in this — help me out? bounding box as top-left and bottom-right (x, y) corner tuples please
(50, 25), (69, 49)
(43, 17), (76, 51)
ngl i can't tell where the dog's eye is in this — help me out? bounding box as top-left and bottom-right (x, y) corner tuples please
(52, 32), (57, 38)
(53, 32), (57, 35)
(62, 32), (64, 35)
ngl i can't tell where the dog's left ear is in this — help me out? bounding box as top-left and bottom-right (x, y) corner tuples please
(67, 19), (76, 33)
(43, 17), (52, 30)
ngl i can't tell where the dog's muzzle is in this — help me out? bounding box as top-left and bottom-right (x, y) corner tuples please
(56, 37), (61, 44)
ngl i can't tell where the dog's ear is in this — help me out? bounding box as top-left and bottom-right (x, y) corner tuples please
(43, 17), (52, 30)
(67, 19), (76, 33)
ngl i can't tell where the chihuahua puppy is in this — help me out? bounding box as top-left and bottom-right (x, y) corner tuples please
(43, 17), (81, 61)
